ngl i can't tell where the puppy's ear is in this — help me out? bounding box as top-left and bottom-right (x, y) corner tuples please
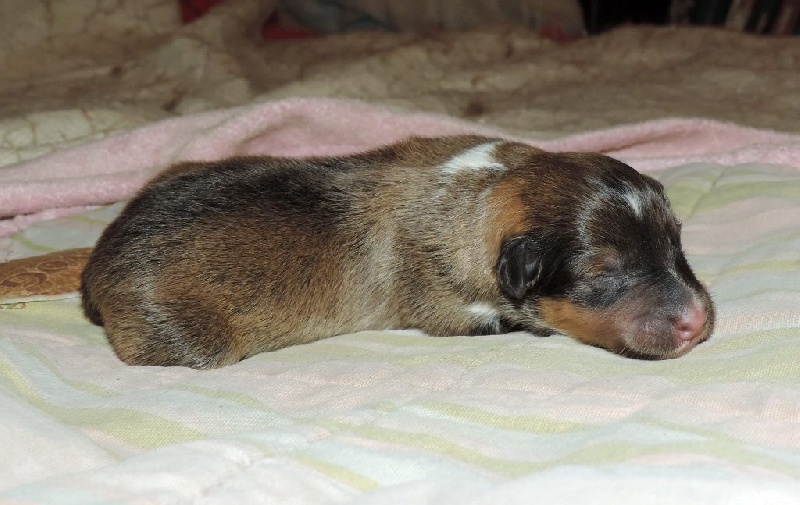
(641, 173), (665, 192)
(496, 237), (541, 300)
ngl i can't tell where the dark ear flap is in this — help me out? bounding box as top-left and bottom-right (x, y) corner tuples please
(641, 173), (665, 193)
(496, 237), (541, 300)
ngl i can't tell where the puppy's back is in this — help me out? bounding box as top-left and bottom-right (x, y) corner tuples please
(82, 155), (389, 367)
(82, 135), (517, 368)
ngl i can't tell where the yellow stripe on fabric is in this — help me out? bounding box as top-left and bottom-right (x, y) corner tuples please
(0, 298), (108, 346)
(17, 343), (118, 398)
(694, 181), (800, 214)
(710, 327), (800, 354)
(64, 213), (116, 225)
(416, 402), (586, 434)
(709, 260), (800, 281)
(332, 422), (800, 479)
(708, 231), (800, 258)
(0, 356), (205, 449)
(292, 453), (381, 492)
(665, 178), (719, 217)
(267, 335), (800, 387)
(678, 348), (800, 384)
(7, 232), (58, 253)
(559, 438), (800, 478)
(665, 165), (800, 217)
(332, 423), (538, 477)
(174, 384), (276, 411)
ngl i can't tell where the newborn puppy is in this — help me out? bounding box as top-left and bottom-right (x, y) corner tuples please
(81, 135), (715, 368)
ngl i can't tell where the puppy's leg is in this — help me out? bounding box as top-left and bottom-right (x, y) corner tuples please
(105, 295), (242, 369)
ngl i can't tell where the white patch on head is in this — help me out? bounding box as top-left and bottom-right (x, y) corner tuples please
(441, 142), (505, 175)
(622, 189), (645, 218)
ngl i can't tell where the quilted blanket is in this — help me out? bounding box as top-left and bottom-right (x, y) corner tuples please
(1, 0), (800, 503)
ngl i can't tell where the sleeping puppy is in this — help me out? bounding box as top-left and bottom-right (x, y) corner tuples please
(81, 135), (715, 368)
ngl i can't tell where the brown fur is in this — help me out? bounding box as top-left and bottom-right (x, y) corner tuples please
(82, 135), (714, 368)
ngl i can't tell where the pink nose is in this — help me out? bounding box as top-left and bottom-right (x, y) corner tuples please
(675, 304), (708, 342)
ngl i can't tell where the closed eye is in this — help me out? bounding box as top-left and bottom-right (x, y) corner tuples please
(573, 270), (631, 308)
(587, 248), (623, 277)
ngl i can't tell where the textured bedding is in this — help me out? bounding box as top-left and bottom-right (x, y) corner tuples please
(2, 0), (800, 503)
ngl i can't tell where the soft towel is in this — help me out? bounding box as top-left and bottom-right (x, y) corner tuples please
(2, 97), (800, 237)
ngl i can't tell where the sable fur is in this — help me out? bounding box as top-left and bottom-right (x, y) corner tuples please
(81, 135), (715, 368)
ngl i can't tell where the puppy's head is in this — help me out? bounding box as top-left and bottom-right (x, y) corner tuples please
(490, 150), (714, 359)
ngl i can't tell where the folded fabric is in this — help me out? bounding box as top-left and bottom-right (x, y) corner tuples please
(2, 97), (799, 237)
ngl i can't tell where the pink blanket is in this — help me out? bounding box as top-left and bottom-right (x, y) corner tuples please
(2, 97), (799, 237)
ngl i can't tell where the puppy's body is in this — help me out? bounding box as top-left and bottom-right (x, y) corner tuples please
(82, 136), (714, 368)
